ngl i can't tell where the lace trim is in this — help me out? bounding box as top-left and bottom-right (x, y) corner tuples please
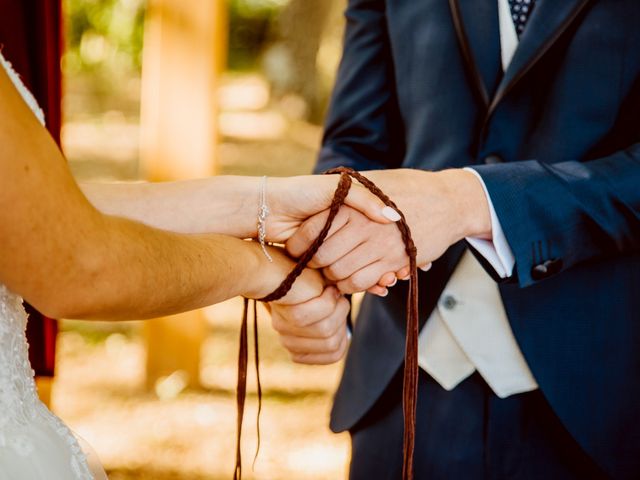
(0, 286), (95, 478)
(0, 50), (46, 125)
(36, 402), (95, 479)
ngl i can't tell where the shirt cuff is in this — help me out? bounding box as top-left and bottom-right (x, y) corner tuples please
(463, 168), (516, 278)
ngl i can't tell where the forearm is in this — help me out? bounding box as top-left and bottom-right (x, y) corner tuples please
(0, 61), (295, 322)
(80, 177), (260, 238)
(17, 211), (269, 320)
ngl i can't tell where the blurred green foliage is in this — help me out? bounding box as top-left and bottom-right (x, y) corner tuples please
(63, 0), (289, 76)
(63, 0), (146, 76)
(229, 0), (287, 70)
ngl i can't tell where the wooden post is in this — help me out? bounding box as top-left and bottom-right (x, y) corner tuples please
(139, 0), (228, 389)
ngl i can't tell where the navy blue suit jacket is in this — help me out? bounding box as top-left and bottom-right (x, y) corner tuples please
(315, 0), (640, 477)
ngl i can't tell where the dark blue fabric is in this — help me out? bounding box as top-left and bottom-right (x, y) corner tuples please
(350, 371), (606, 479)
(315, 0), (640, 477)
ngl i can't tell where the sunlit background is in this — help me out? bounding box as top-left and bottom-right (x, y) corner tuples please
(54, 0), (350, 478)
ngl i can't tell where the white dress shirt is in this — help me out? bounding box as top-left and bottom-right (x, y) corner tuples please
(417, 0), (538, 398)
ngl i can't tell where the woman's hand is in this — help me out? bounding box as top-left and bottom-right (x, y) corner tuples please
(265, 174), (401, 243)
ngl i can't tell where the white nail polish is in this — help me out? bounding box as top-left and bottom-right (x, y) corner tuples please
(382, 206), (401, 222)
(419, 263), (433, 272)
(378, 289), (389, 297)
(388, 277), (398, 287)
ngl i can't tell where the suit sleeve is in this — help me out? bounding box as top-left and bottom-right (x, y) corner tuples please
(470, 144), (640, 288)
(314, 0), (405, 174)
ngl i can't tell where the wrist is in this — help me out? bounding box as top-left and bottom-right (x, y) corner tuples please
(213, 176), (261, 239)
(240, 240), (270, 298)
(443, 169), (492, 241)
(241, 242), (294, 299)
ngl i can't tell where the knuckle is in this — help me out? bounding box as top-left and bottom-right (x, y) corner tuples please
(325, 335), (341, 352)
(324, 264), (343, 281)
(337, 279), (357, 295)
(271, 316), (286, 334)
(289, 308), (306, 327)
(291, 353), (305, 364)
(318, 320), (334, 339)
(280, 336), (304, 355)
(349, 271), (370, 292)
(279, 335), (293, 351)
(286, 306), (309, 327)
(329, 348), (345, 364)
(301, 221), (321, 244)
(312, 248), (331, 268)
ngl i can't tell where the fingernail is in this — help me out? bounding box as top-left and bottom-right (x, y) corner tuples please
(387, 277), (398, 287)
(382, 206), (401, 222)
(377, 288), (389, 297)
(419, 263), (433, 272)
(400, 275), (410, 281)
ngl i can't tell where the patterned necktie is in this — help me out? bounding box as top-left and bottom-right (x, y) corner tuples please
(508, 0), (537, 36)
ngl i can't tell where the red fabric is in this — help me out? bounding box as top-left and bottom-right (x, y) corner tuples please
(0, 0), (63, 377)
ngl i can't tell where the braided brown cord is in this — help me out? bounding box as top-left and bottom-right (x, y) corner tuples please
(258, 172), (353, 303)
(233, 298), (249, 480)
(234, 168), (419, 480)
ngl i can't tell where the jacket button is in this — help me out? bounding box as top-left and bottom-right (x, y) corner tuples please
(484, 154), (504, 165)
(531, 258), (563, 280)
(442, 295), (457, 310)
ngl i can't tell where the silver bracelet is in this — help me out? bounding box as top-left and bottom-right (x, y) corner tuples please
(257, 176), (273, 262)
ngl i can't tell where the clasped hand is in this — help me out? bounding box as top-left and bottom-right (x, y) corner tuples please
(266, 168), (492, 365)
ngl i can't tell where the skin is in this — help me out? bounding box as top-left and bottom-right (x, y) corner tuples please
(275, 168), (493, 363)
(288, 169), (492, 293)
(80, 175), (396, 242)
(0, 61), (390, 327)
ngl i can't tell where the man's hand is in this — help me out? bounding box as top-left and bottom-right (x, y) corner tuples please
(286, 169), (492, 294)
(270, 286), (350, 365)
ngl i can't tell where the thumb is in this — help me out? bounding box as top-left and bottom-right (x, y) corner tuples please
(344, 183), (401, 224)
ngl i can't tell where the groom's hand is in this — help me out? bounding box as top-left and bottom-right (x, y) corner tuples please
(270, 286), (350, 365)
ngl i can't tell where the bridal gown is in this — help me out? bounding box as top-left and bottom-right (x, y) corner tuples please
(0, 54), (107, 479)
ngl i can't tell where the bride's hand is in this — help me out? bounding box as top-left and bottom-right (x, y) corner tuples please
(265, 174), (401, 243)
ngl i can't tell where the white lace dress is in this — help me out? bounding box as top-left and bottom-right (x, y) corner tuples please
(0, 54), (107, 479)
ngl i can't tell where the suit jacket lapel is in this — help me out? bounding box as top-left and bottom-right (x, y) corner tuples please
(488, 0), (593, 116)
(449, 0), (502, 108)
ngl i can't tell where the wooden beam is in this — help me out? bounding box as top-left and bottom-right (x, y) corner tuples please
(140, 0), (227, 180)
(139, 0), (228, 390)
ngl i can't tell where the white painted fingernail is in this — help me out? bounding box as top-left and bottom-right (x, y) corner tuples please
(388, 277), (398, 287)
(400, 275), (410, 281)
(419, 263), (433, 272)
(382, 206), (401, 222)
(378, 288), (389, 297)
